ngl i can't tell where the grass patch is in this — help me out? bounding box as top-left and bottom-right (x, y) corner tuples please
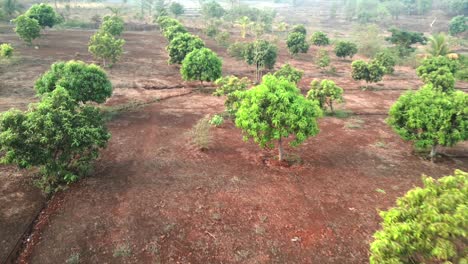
(113, 243), (132, 258)
(190, 115), (212, 150)
(344, 118), (365, 129)
(375, 188), (386, 194)
(101, 98), (160, 121)
(325, 109), (353, 119)
(66, 253), (80, 264)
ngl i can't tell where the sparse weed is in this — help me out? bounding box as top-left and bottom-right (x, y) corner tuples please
(209, 114), (224, 127)
(66, 253), (80, 264)
(113, 243), (132, 258)
(191, 115), (212, 150)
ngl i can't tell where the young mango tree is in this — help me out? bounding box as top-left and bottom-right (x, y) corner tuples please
(286, 31), (309, 57)
(0, 87), (110, 193)
(334, 41), (358, 59)
(88, 31), (125, 68)
(235, 75), (322, 161)
(162, 23), (187, 41)
(244, 39), (278, 82)
(416, 56), (459, 92)
(385, 28), (426, 57)
(35, 60), (112, 103)
(100, 15), (125, 36)
(13, 14), (41, 45)
(0, 43), (14, 58)
(387, 85), (468, 162)
(291, 24), (307, 35)
(351, 60), (386, 88)
(306, 79), (343, 113)
(370, 170), (468, 263)
(25, 3), (60, 29)
(273, 63), (304, 84)
(167, 33), (205, 64)
(310, 31), (330, 46)
(181, 48), (222, 84)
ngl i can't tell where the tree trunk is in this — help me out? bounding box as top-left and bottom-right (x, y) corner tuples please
(103, 59), (106, 68)
(329, 100), (334, 114)
(430, 144), (438, 163)
(278, 137), (284, 161)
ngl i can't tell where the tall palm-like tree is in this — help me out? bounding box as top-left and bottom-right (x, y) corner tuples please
(235, 16), (251, 39)
(426, 33), (452, 57)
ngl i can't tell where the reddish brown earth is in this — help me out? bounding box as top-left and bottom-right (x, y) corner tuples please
(0, 24), (467, 264)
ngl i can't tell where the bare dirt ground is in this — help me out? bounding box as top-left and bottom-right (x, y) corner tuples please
(0, 22), (467, 264)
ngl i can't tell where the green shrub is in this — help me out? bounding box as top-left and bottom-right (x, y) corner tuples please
(181, 48), (222, 83)
(316, 49), (331, 69)
(351, 59), (386, 86)
(88, 31), (125, 68)
(167, 33), (204, 64)
(273, 63), (304, 84)
(334, 41), (358, 59)
(416, 56), (459, 92)
(373, 49), (397, 74)
(215, 31), (230, 47)
(449, 15), (467, 35)
(209, 114), (224, 127)
(214, 75), (250, 116)
(100, 15), (124, 36)
(25, 3), (60, 29)
(286, 32), (309, 56)
(310, 31), (330, 46)
(35, 60), (112, 104)
(0, 87), (110, 193)
(0, 43), (13, 58)
(370, 170), (468, 263)
(227, 42), (249, 60)
(306, 79), (343, 113)
(13, 14), (41, 44)
(163, 24), (187, 41)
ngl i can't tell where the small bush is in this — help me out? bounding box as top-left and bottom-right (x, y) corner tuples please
(209, 114), (224, 127)
(310, 31), (330, 46)
(334, 41), (358, 59)
(0, 43), (13, 58)
(191, 115), (212, 150)
(316, 49), (331, 69)
(215, 31), (230, 48)
(204, 24), (219, 38)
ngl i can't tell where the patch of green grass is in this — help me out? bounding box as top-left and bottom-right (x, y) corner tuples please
(326, 109), (354, 119)
(113, 243), (132, 258)
(376, 188), (386, 194)
(66, 253), (80, 264)
(345, 118), (365, 129)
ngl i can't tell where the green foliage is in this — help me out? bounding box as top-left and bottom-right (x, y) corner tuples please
(374, 50), (397, 74)
(209, 114), (224, 127)
(286, 32), (309, 56)
(316, 49), (331, 69)
(456, 54), (468, 81)
(88, 31), (125, 68)
(156, 15), (180, 30)
(386, 28), (427, 57)
(384, 0), (405, 19)
(167, 33), (204, 64)
(227, 42), (249, 60)
(1, 0), (21, 18)
(446, 0), (468, 16)
(402, 0), (433, 15)
(214, 75), (250, 116)
(35, 60), (112, 104)
(351, 60), (386, 84)
(236, 16), (251, 38)
(215, 31), (230, 47)
(306, 79), (343, 113)
(25, 3), (59, 29)
(13, 14), (41, 44)
(235, 75), (322, 161)
(291, 24), (306, 35)
(244, 40), (278, 81)
(426, 33), (452, 57)
(310, 31), (330, 46)
(370, 170), (468, 263)
(204, 23), (219, 38)
(356, 0), (380, 23)
(162, 23), (187, 41)
(416, 56), (459, 91)
(0, 43), (13, 58)
(100, 15), (124, 36)
(273, 63), (304, 84)
(181, 48), (222, 83)
(387, 85), (467, 151)
(0, 87), (110, 193)
(169, 2), (184, 17)
(449, 15), (467, 35)
(334, 41), (358, 59)
(201, 1), (225, 19)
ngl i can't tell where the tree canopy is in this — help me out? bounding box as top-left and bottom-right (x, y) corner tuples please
(334, 41), (358, 59)
(351, 60), (386, 85)
(25, 3), (59, 29)
(416, 56), (459, 91)
(235, 74), (322, 161)
(100, 15), (125, 36)
(273, 63), (304, 84)
(387, 85), (467, 160)
(306, 79), (343, 113)
(370, 170), (468, 263)
(13, 14), (41, 44)
(35, 60), (113, 104)
(244, 39), (278, 82)
(0, 87), (110, 193)
(181, 48), (223, 83)
(167, 33), (205, 64)
(88, 31), (125, 68)
(310, 31), (330, 46)
(286, 32), (309, 56)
